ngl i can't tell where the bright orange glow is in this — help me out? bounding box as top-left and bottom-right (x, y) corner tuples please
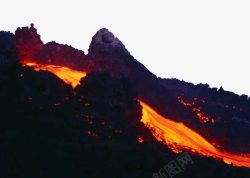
(22, 61), (86, 87)
(139, 100), (250, 168)
(19, 60), (250, 168)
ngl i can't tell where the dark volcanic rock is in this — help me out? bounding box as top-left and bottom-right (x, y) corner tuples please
(101, 31), (115, 43)
(0, 56), (249, 177)
(13, 25), (250, 152)
(15, 24), (43, 60)
(0, 31), (18, 58)
(88, 28), (130, 57)
(0, 24), (248, 177)
(39, 41), (89, 70)
(159, 77), (250, 153)
(0, 31), (19, 70)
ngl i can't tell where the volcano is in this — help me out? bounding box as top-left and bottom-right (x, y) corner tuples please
(0, 24), (250, 178)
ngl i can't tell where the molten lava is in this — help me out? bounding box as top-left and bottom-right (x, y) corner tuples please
(22, 61), (86, 87)
(140, 101), (250, 168)
(21, 61), (250, 168)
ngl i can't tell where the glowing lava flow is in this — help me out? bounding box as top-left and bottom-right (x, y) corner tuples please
(20, 61), (250, 168)
(22, 61), (86, 87)
(140, 101), (250, 168)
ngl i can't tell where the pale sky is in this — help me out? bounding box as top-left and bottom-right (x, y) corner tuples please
(1, 0), (250, 95)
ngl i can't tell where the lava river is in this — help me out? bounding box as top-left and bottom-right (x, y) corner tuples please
(23, 61), (86, 87)
(140, 101), (250, 168)
(22, 61), (250, 168)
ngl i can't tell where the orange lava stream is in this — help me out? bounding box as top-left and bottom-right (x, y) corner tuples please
(22, 61), (86, 87)
(140, 101), (250, 168)
(20, 61), (250, 168)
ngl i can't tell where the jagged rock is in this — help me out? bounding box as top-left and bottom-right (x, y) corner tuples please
(88, 28), (130, 57)
(15, 23), (43, 60)
(101, 31), (115, 43)
(0, 24), (250, 178)
(39, 41), (89, 70)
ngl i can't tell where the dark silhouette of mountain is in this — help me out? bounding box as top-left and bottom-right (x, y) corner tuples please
(0, 24), (249, 177)
(15, 24), (250, 153)
(15, 23), (43, 60)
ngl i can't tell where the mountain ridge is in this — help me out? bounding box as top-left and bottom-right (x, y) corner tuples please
(12, 24), (250, 153)
(0, 23), (250, 177)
